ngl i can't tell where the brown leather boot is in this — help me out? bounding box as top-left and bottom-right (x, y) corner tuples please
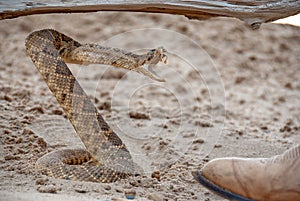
(192, 145), (300, 201)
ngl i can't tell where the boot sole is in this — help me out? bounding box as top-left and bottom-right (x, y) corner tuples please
(192, 170), (255, 201)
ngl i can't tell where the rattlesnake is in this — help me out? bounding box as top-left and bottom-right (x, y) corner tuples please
(25, 29), (167, 182)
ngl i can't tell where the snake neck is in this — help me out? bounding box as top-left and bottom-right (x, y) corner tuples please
(61, 43), (146, 69)
(46, 28), (167, 82)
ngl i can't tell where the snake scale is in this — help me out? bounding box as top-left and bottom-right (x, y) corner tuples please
(25, 29), (167, 182)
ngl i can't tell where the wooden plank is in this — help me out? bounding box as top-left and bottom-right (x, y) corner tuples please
(0, 0), (299, 29)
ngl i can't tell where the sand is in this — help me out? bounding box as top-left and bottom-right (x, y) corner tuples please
(0, 12), (299, 201)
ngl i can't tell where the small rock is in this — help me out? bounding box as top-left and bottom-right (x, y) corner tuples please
(214, 143), (222, 148)
(204, 191), (210, 196)
(52, 109), (63, 115)
(98, 101), (111, 111)
(124, 189), (136, 200)
(37, 185), (61, 193)
(28, 106), (44, 114)
(260, 126), (268, 130)
(192, 138), (205, 144)
(128, 111), (150, 120)
(151, 170), (160, 181)
(183, 132), (195, 138)
(111, 198), (126, 201)
(35, 178), (48, 185)
(278, 96), (286, 103)
(144, 145), (151, 151)
(236, 130), (244, 136)
(103, 184), (112, 191)
(3, 95), (12, 102)
(147, 193), (163, 201)
(284, 82), (293, 89)
(115, 187), (123, 193)
(239, 99), (245, 104)
(129, 180), (139, 187)
(194, 120), (212, 127)
(74, 185), (88, 193)
(3, 129), (11, 134)
(235, 76), (246, 84)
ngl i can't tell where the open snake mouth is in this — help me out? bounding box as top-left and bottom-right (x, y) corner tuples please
(135, 47), (168, 82)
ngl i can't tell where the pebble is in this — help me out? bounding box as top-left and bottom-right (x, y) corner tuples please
(35, 178), (48, 185)
(37, 185), (61, 193)
(194, 120), (212, 127)
(3, 95), (12, 102)
(74, 185), (88, 193)
(115, 187), (123, 193)
(147, 193), (163, 201)
(111, 198), (125, 201)
(128, 111), (150, 120)
(28, 106), (44, 114)
(151, 170), (161, 181)
(103, 184), (112, 191)
(260, 125), (268, 130)
(52, 109), (63, 115)
(192, 138), (205, 144)
(129, 180), (139, 187)
(204, 191), (210, 196)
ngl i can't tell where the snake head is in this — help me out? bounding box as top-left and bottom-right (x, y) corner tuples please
(135, 47), (168, 82)
(148, 46), (168, 65)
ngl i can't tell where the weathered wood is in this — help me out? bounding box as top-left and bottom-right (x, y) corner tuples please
(0, 0), (299, 29)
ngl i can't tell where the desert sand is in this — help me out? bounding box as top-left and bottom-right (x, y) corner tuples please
(0, 12), (299, 201)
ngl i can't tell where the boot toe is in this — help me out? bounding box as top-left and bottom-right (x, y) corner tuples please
(202, 158), (246, 194)
(193, 158), (258, 200)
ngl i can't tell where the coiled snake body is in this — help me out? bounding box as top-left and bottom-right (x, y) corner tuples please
(25, 29), (167, 182)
